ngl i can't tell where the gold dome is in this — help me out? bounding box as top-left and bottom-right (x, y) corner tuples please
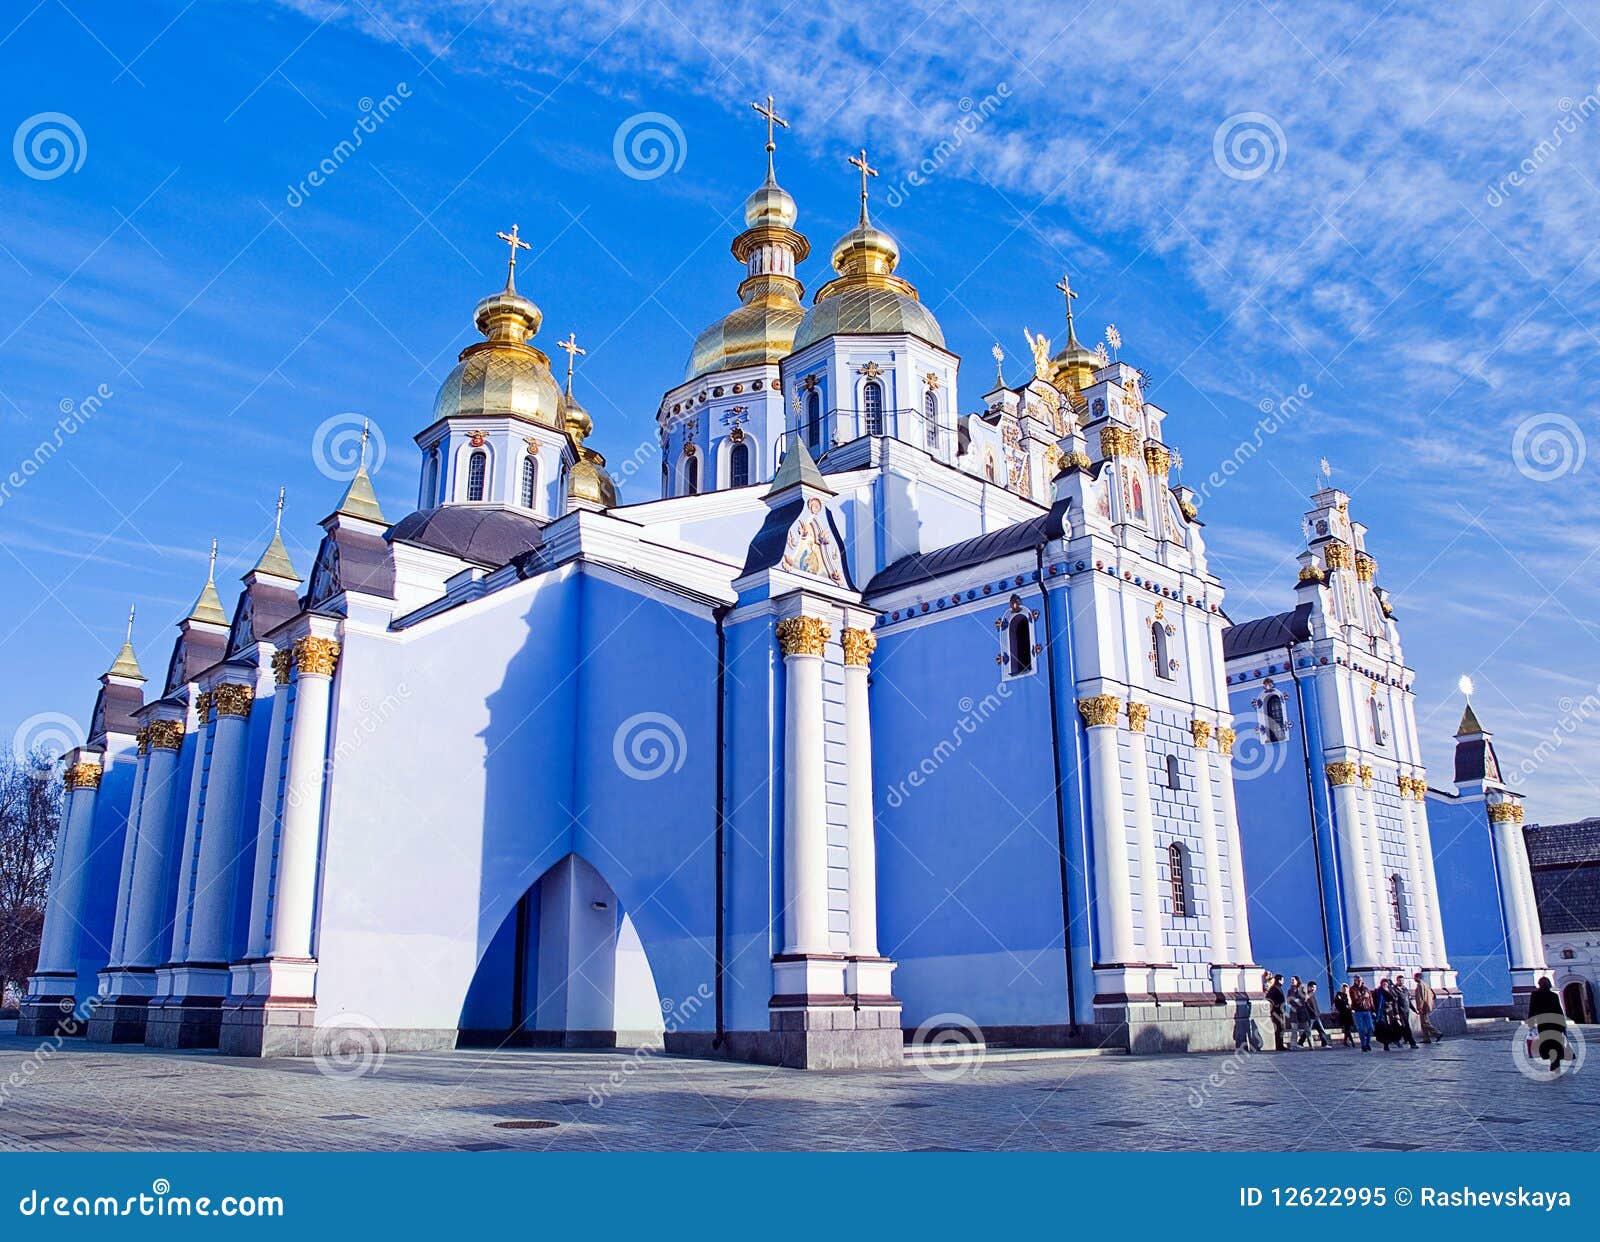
(568, 451), (617, 507)
(744, 179), (797, 229)
(687, 285), (806, 380)
(433, 284), (563, 429)
(798, 201), (944, 351)
(1050, 336), (1100, 392)
(830, 221), (899, 279)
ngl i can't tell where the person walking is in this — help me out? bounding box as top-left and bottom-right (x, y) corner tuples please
(1304, 981), (1332, 1048)
(1527, 976), (1569, 1075)
(1350, 977), (1375, 1052)
(1413, 972), (1443, 1043)
(1391, 973), (1419, 1049)
(1374, 978), (1397, 1050)
(1267, 974), (1288, 1051)
(1333, 985), (1355, 1047)
(1288, 976), (1310, 1048)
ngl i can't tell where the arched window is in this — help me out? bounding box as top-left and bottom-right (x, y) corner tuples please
(685, 454), (699, 496)
(806, 390), (822, 450)
(466, 449), (487, 502)
(924, 389), (939, 449)
(863, 381), (883, 436)
(984, 454), (997, 482)
(1168, 842), (1190, 917)
(730, 441), (750, 489)
(1151, 622), (1172, 680)
(1006, 613), (1034, 676)
(1263, 690), (1290, 742)
(422, 448), (440, 507)
(1389, 873), (1410, 932)
(1165, 754), (1181, 789)
(1370, 697), (1387, 746)
(519, 455), (537, 509)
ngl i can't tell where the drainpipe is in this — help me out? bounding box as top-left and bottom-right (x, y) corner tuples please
(713, 604), (730, 1049)
(1037, 543), (1079, 1034)
(1285, 642), (1336, 992)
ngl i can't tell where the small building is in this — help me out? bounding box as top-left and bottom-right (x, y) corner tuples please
(1525, 817), (1600, 1024)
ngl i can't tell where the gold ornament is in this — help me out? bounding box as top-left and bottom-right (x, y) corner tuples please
(1099, 426), (1138, 458)
(1217, 726), (1236, 755)
(1126, 701), (1150, 733)
(1143, 443), (1171, 475)
(1077, 695), (1122, 728)
(1190, 719), (1213, 749)
(213, 683), (256, 717)
(1326, 760), (1359, 786)
(841, 627), (876, 667)
(1297, 564), (1325, 584)
(1323, 543), (1351, 570)
(1355, 552), (1376, 581)
(1359, 764), (1374, 788)
(1066, 450), (1093, 471)
(135, 726), (150, 756)
(1487, 802), (1519, 823)
(193, 691), (213, 723)
(64, 761), (103, 791)
(147, 720), (186, 751)
(292, 636), (341, 677)
(776, 615), (830, 658)
(272, 649), (293, 685)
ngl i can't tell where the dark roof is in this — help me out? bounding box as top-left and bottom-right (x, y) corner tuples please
(388, 506), (544, 568)
(863, 504), (1067, 596)
(1221, 602), (1313, 660)
(1526, 819), (1600, 934)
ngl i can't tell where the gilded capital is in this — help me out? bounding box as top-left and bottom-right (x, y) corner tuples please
(1099, 426), (1138, 458)
(293, 636), (341, 678)
(1190, 719), (1213, 749)
(272, 648), (293, 685)
(64, 761), (103, 791)
(135, 725), (150, 756)
(776, 615), (830, 658)
(1511, 803), (1525, 823)
(213, 683), (256, 717)
(841, 627), (877, 668)
(1326, 760), (1359, 786)
(192, 690), (213, 723)
(1323, 542), (1351, 570)
(1354, 552), (1377, 581)
(1359, 764), (1374, 788)
(1297, 564), (1325, 584)
(147, 720), (185, 751)
(1077, 694), (1122, 728)
(1217, 726), (1236, 755)
(1126, 701), (1150, 733)
(1143, 443), (1171, 475)
(1487, 802), (1518, 823)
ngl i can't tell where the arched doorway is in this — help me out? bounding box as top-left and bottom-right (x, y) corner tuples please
(1561, 979), (1595, 1024)
(458, 854), (666, 1049)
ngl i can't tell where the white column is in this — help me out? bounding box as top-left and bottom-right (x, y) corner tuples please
(1490, 810), (1540, 971)
(105, 740), (150, 971)
(1328, 762), (1379, 971)
(1189, 723), (1231, 980)
(1409, 790), (1452, 980)
(1358, 767), (1395, 969)
(34, 759), (102, 975)
(167, 694), (213, 966)
(184, 682), (255, 967)
(1394, 777), (1438, 969)
(1080, 696), (1139, 969)
(121, 721), (186, 969)
(265, 637), (339, 975)
(776, 617), (830, 956)
(1214, 728), (1256, 970)
(1125, 704), (1165, 967)
(243, 653), (292, 964)
(841, 628), (879, 959)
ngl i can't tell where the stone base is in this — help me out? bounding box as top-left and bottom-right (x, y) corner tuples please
(143, 997), (224, 1049)
(86, 997), (153, 1044)
(217, 1001), (319, 1058)
(675, 999), (904, 1070)
(1093, 991), (1271, 1054)
(17, 994), (85, 1040)
(1426, 992), (1469, 1036)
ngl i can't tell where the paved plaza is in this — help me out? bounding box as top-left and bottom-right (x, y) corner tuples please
(0, 1024), (1592, 1152)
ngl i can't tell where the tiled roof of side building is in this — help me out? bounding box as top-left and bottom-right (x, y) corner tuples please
(1527, 819), (1600, 936)
(388, 505), (544, 569)
(1525, 818), (1600, 866)
(863, 504), (1067, 597)
(1221, 602), (1313, 661)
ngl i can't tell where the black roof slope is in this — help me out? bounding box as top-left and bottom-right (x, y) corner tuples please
(1221, 602), (1313, 660)
(864, 502), (1068, 597)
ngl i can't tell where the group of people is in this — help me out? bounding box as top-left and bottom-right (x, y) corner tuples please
(1263, 971), (1445, 1053)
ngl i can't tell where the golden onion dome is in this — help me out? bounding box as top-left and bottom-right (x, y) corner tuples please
(1050, 335), (1101, 392)
(686, 292), (806, 381)
(568, 451), (617, 507)
(796, 211), (945, 351)
(561, 391), (593, 442)
(433, 284), (563, 429)
(830, 221), (900, 278)
(744, 178), (798, 230)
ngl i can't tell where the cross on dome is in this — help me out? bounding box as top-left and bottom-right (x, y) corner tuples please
(496, 223), (532, 292)
(848, 147), (879, 223)
(557, 331), (586, 397)
(752, 94), (788, 180)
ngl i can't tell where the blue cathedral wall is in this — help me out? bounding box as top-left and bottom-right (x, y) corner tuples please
(1427, 798), (1516, 1012)
(870, 577), (1083, 1032)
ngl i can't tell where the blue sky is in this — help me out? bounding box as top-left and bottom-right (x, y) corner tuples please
(1, 1), (1596, 817)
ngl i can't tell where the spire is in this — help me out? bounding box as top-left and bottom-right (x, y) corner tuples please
(765, 437), (834, 499)
(1456, 701), (1486, 737)
(497, 223), (531, 295)
(250, 486), (301, 581)
(332, 422), (386, 524)
(186, 539), (228, 626)
(752, 93), (787, 184)
(106, 604), (144, 681)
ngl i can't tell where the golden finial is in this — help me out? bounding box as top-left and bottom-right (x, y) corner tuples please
(847, 147), (879, 224)
(1055, 273), (1081, 346)
(556, 331), (586, 398)
(991, 342), (1005, 387)
(751, 94), (788, 182)
(496, 223), (532, 292)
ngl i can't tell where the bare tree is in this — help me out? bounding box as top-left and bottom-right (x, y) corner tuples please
(0, 749), (62, 1007)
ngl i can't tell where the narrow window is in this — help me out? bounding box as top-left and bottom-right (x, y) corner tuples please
(924, 389), (939, 449)
(807, 390), (822, 449)
(730, 441), (750, 489)
(467, 449), (487, 502)
(1390, 874), (1410, 932)
(863, 381), (883, 436)
(1007, 613), (1033, 675)
(685, 454), (699, 496)
(1264, 692), (1289, 742)
(1370, 697), (1387, 746)
(1165, 753), (1180, 789)
(421, 448), (440, 507)
(520, 455), (537, 509)
(1152, 622), (1172, 680)
(1169, 842), (1189, 917)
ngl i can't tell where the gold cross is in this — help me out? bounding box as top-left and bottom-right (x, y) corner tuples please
(752, 94), (787, 152)
(1055, 274), (1077, 309)
(497, 223), (531, 277)
(557, 331), (585, 394)
(848, 148), (878, 219)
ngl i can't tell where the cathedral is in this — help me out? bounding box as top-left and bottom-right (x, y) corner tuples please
(23, 105), (1548, 1067)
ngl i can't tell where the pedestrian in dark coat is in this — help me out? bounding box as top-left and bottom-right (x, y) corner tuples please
(1390, 974), (1419, 1048)
(1527, 977), (1569, 1074)
(1267, 974), (1288, 1051)
(1333, 986), (1355, 1046)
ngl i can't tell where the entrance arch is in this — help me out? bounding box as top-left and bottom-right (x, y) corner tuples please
(1561, 979), (1595, 1025)
(458, 854), (666, 1048)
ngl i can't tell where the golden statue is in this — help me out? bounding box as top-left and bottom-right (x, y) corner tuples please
(1023, 327), (1052, 380)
